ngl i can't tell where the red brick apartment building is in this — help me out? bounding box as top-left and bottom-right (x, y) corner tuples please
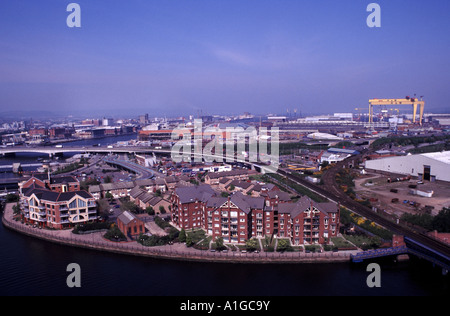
(18, 174), (97, 229)
(171, 183), (340, 245)
(171, 185), (216, 230)
(278, 196), (339, 245)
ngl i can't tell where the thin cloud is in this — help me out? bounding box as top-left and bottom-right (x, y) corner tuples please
(212, 48), (254, 67)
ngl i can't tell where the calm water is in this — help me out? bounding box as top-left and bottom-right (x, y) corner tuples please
(0, 219), (448, 297)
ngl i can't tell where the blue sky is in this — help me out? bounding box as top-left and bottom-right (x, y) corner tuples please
(0, 0), (449, 118)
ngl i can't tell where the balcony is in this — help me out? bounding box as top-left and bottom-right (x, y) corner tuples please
(60, 206), (69, 211)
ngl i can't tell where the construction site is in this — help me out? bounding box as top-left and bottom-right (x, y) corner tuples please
(354, 170), (450, 219)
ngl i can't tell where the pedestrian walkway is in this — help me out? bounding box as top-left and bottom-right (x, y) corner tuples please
(2, 203), (357, 264)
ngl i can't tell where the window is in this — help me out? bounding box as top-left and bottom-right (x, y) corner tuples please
(78, 199), (86, 208)
(69, 200), (77, 209)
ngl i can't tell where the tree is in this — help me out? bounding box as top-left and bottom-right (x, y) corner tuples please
(105, 192), (113, 201)
(186, 234), (194, 247)
(215, 237), (225, 251)
(12, 202), (21, 215)
(245, 238), (258, 252)
(146, 206), (155, 215)
(179, 228), (186, 243)
(159, 205), (166, 214)
(432, 207), (450, 233)
(5, 194), (19, 203)
(277, 239), (292, 252)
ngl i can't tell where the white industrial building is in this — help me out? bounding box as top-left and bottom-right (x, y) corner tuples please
(364, 151), (450, 182)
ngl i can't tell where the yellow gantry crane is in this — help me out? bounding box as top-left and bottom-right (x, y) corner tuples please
(368, 96), (425, 125)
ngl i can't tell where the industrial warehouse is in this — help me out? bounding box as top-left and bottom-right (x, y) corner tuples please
(364, 151), (450, 183)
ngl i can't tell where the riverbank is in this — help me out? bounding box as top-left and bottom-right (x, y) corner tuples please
(1, 203), (356, 264)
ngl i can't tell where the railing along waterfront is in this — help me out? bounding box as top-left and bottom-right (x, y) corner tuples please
(2, 215), (351, 264)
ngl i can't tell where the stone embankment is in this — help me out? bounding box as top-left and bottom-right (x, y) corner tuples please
(2, 203), (355, 264)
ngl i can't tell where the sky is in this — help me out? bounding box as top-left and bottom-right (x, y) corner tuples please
(0, 0), (449, 118)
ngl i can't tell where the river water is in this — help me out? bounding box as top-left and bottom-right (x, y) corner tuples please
(0, 219), (448, 297)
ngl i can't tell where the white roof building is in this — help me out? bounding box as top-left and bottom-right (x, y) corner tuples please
(307, 132), (343, 141)
(364, 151), (450, 182)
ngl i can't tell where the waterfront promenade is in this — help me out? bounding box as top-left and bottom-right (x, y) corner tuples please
(1, 203), (356, 264)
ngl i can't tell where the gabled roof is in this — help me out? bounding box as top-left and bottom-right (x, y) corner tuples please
(267, 190), (291, 201)
(206, 196), (228, 208)
(117, 211), (140, 225)
(175, 184), (216, 204)
(278, 195), (337, 218)
(24, 188), (93, 203)
(134, 179), (155, 187)
(129, 186), (146, 199)
(207, 192), (265, 214)
(89, 185), (101, 193)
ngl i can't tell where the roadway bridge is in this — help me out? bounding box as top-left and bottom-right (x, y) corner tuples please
(103, 158), (155, 179)
(0, 146), (170, 157)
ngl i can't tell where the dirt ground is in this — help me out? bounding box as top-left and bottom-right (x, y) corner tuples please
(354, 171), (450, 218)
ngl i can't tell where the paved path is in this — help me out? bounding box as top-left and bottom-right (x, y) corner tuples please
(1, 203), (357, 264)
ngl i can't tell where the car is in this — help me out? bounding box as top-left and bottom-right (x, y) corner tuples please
(109, 209), (114, 214)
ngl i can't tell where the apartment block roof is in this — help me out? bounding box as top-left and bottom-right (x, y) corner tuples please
(278, 195), (337, 218)
(24, 187), (93, 203)
(175, 184), (216, 204)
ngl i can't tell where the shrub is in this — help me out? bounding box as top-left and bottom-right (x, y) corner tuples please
(103, 226), (127, 242)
